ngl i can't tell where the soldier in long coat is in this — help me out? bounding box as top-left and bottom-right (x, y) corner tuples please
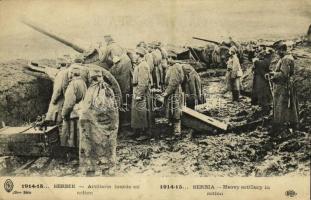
(270, 43), (299, 131)
(131, 47), (154, 138)
(181, 64), (204, 109)
(152, 47), (164, 89)
(212, 45), (221, 67)
(100, 35), (133, 126)
(162, 63), (184, 135)
(145, 51), (155, 87)
(226, 47), (243, 102)
(159, 46), (169, 77)
(101, 35), (133, 105)
(79, 66), (118, 176)
(251, 50), (273, 114)
(45, 62), (70, 124)
(61, 65), (87, 147)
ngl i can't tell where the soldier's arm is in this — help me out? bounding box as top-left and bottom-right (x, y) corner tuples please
(61, 83), (77, 120)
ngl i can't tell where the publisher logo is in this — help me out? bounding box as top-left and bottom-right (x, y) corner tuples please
(4, 179), (14, 193)
(285, 190), (297, 197)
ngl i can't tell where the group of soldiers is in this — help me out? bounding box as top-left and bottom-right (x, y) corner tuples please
(249, 42), (299, 137)
(42, 35), (204, 175)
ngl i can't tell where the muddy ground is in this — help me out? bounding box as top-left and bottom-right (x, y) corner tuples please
(0, 44), (310, 177)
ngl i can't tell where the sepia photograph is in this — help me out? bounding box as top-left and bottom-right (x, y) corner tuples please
(0, 0), (310, 199)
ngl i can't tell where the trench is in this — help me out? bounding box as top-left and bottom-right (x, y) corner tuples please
(0, 59), (53, 126)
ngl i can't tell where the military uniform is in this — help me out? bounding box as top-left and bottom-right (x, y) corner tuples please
(45, 68), (69, 123)
(131, 60), (154, 131)
(226, 52), (243, 101)
(61, 70), (87, 147)
(152, 48), (164, 89)
(164, 63), (184, 135)
(145, 52), (155, 87)
(181, 64), (203, 109)
(212, 45), (221, 67)
(272, 54), (299, 127)
(252, 57), (272, 113)
(101, 40), (133, 104)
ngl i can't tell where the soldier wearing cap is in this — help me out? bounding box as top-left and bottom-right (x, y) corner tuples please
(226, 46), (243, 102)
(228, 37), (244, 63)
(131, 47), (154, 139)
(101, 35), (133, 111)
(61, 64), (87, 147)
(162, 62), (184, 136)
(269, 42), (299, 134)
(251, 49), (273, 114)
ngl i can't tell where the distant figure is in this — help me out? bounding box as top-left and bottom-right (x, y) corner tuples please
(270, 42), (299, 132)
(131, 47), (154, 139)
(229, 37), (244, 64)
(307, 24), (311, 44)
(162, 63), (184, 136)
(251, 49), (273, 114)
(226, 47), (243, 102)
(211, 45), (221, 67)
(61, 64), (87, 147)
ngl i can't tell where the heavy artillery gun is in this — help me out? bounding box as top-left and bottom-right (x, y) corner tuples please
(21, 19), (122, 104)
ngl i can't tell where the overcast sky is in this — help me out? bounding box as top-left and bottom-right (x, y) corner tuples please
(0, 0), (310, 60)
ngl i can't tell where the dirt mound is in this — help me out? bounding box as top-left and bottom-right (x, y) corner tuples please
(0, 59), (53, 126)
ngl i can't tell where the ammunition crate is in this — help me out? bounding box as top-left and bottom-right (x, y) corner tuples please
(0, 126), (60, 156)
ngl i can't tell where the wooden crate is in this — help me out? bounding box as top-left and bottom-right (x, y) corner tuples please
(0, 126), (60, 156)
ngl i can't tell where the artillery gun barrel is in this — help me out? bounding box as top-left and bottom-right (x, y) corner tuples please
(192, 37), (220, 45)
(21, 19), (86, 53)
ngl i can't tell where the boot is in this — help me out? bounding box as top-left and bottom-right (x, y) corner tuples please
(234, 90), (240, 101)
(173, 120), (181, 136)
(232, 90), (239, 102)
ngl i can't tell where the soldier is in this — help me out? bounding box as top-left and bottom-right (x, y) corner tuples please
(44, 61), (70, 125)
(226, 47), (243, 102)
(269, 42), (299, 133)
(228, 37), (244, 64)
(162, 62), (184, 136)
(101, 35), (133, 126)
(61, 64), (87, 147)
(79, 66), (118, 176)
(159, 44), (169, 78)
(212, 45), (221, 67)
(101, 35), (133, 105)
(152, 43), (164, 89)
(181, 64), (204, 109)
(144, 47), (155, 88)
(307, 24), (311, 44)
(131, 47), (154, 139)
(251, 49), (273, 115)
